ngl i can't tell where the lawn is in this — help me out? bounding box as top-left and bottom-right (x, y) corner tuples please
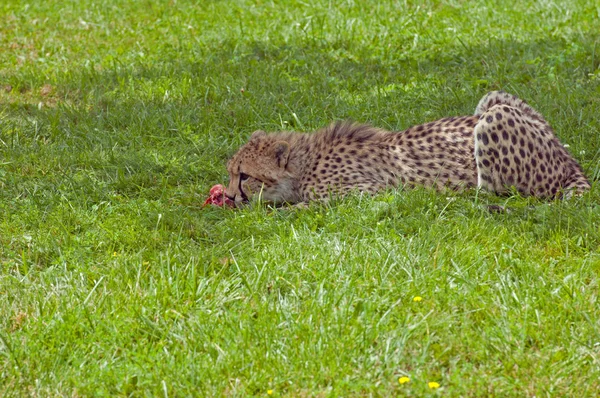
(1, 0), (600, 396)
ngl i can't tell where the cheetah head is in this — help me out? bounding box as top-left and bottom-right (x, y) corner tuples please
(225, 130), (298, 205)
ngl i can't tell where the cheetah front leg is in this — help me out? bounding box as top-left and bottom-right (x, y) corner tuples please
(473, 91), (590, 198)
(301, 181), (392, 204)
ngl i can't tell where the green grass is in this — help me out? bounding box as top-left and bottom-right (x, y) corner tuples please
(1, 0), (600, 396)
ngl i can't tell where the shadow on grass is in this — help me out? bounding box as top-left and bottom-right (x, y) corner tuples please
(1, 35), (599, 266)
(3, 35), (599, 189)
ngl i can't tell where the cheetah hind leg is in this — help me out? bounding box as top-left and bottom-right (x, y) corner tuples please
(474, 90), (545, 122)
(473, 91), (590, 199)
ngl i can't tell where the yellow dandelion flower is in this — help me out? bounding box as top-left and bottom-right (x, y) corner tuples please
(113, 252), (117, 257)
(428, 381), (440, 389)
(413, 296), (423, 302)
(267, 389), (273, 395)
(398, 376), (410, 384)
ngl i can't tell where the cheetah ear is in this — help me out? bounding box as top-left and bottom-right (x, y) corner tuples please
(250, 130), (266, 140)
(272, 141), (290, 168)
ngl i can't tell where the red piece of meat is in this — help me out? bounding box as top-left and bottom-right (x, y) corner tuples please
(203, 184), (235, 208)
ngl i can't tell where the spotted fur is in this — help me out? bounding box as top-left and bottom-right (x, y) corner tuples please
(225, 91), (590, 204)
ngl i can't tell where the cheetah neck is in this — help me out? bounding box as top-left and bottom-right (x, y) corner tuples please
(280, 133), (316, 175)
(264, 132), (316, 201)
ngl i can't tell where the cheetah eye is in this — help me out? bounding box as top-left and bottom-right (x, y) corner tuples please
(240, 173), (250, 181)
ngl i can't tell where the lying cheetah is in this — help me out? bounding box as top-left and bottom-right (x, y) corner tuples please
(225, 91), (589, 205)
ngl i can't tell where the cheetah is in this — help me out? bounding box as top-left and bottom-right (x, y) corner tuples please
(224, 91), (590, 205)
